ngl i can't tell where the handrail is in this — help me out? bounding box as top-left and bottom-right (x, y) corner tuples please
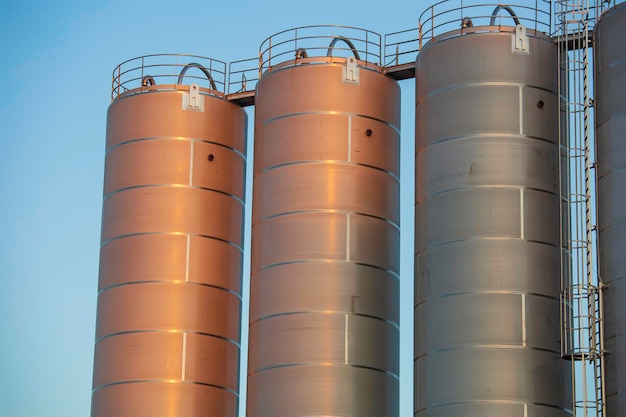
(258, 25), (382, 74)
(227, 57), (259, 95)
(111, 54), (226, 101)
(417, 0), (552, 48)
(383, 27), (420, 67)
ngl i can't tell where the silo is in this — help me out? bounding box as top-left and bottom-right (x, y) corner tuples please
(414, 6), (572, 417)
(247, 26), (401, 417)
(92, 55), (246, 417)
(595, 3), (626, 415)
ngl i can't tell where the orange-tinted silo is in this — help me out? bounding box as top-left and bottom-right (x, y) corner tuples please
(247, 26), (401, 417)
(92, 55), (246, 417)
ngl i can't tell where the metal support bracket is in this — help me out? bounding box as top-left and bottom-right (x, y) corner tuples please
(182, 84), (204, 111)
(512, 24), (530, 55)
(343, 57), (359, 84)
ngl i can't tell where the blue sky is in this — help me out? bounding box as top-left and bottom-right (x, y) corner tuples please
(0, 1), (418, 416)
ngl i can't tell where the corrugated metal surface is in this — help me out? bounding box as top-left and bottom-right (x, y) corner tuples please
(248, 58), (401, 417)
(595, 3), (626, 415)
(414, 27), (572, 417)
(93, 85), (246, 417)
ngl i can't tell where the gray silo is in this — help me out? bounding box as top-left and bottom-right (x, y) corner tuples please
(414, 4), (572, 416)
(595, 3), (626, 415)
(247, 26), (401, 417)
(92, 55), (246, 417)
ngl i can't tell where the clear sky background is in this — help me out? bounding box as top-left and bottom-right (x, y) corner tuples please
(0, 1), (418, 416)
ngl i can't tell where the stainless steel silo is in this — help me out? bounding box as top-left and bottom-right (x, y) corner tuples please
(595, 4), (626, 415)
(414, 4), (571, 416)
(247, 26), (400, 417)
(92, 56), (246, 417)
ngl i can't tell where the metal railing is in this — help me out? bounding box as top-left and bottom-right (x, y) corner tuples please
(383, 1), (553, 69)
(418, 0), (552, 47)
(227, 58), (259, 95)
(258, 25), (382, 75)
(384, 27), (420, 67)
(111, 54), (227, 101)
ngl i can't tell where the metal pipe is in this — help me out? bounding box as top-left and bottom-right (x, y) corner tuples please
(141, 76), (155, 86)
(177, 62), (217, 90)
(489, 5), (521, 26)
(326, 36), (361, 60)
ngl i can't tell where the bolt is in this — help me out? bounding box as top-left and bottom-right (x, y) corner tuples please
(366, 129), (373, 137)
(208, 154), (215, 161)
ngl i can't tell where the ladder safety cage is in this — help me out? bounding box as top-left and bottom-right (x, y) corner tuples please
(556, 0), (614, 416)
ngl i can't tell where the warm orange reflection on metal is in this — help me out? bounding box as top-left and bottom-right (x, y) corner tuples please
(249, 59), (401, 416)
(92, 85), (246, 417)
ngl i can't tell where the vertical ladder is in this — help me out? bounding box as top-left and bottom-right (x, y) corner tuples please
(556, 0), (608, 416)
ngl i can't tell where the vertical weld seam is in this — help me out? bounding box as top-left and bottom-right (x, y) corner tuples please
(519, 188), (526, 239)
(348, 115), (352, 162)
(185, 234), (191, 282)
(181, 332), (188, 381)
(346, 213), (351, 262)
(345, 313), (350, 365)
(189, 140), (195, 185)
(519, 85), (524, 135)
(522, 293), (527, 347)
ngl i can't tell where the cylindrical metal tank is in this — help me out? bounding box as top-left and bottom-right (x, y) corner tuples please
(595, 4), (626, 415)
(247, 27), (401, 417)
(92, 56), (246, 417)
(414, 11), (572, 417)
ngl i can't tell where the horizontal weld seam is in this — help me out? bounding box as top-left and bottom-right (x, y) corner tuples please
(98, 280), (242, 299)
(597, 163), (626, 180)
(598, 218), (626, 233)
(415, 132), (559, 152)
(414, 237), (559, 255)
(415, 184), (558, 204)
(100, 232), (243, 251)
(256, 160), (400, 181)
(416, 82), (557, 104)
(252, 259), (399, 278)
(102, 184), (245, 205)
(94, 329), (240, 347)
(262, 111), (400, 134)
(595, 110), (626, 131)
(249, 310), (400, 329)
(92, 379), (239, 396)
(414, 290), (560, 307)
(414, 399), (572, 414)
(252, 209), (400, 230)
(106, 136), (246, 159)
(414, 344), (562, 360)
(248, 362), (399, 380)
